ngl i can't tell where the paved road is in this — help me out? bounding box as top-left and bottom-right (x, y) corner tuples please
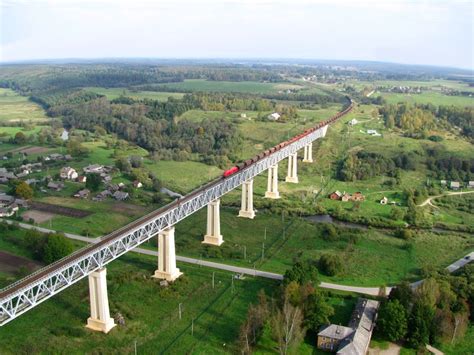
(4, 220), (472, 296)
(418, 190), (474, 207)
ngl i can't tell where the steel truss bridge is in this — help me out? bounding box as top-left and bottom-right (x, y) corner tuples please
(0, 102), (353, 327)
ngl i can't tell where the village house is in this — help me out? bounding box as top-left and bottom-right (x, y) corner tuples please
(113, 191), (129, 201)
(380, 197), (388, 205)
(329, 191), (343, 200)
(317, 298), (379, 354)
(47, 181), (64, 191)
(60, 167), (78, 180)
(83, 164), (104, 174)
(74, 189), (90, 199)
(341, 193), (351, 202)
(440, 180), (447, 187)
(77, 176), (87, 183)
(468, 181), (474, 189)
(133, 180), (143, 188)
(450, 181), (460, 190)
(267, 112), (281, 121)
(348, 118), (358, 126)
(93, 190), (111, 201)
(351, 192), (365, 202)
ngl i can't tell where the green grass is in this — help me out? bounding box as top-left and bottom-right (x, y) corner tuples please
(0, 88), (48, 122)
(439, 325), (474, 355)
(0, 125), (48, 138)
(83, 87), (185, 101)
(381, 91), (474, 107)
(172, 207), (472, 287)
(0, 238), (277, 354)
(144, 160), (222, 194)
(152, 79), (303, 94)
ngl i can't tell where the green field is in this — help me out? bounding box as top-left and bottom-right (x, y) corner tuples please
(171, 207), (472, 287)
(0, 236), (278, 354)
(144, 160), (222, 193)
(0, 125), (48, 138)
(83, 87), (185, 101)
(151, 79), (304, 94)
(380, 91), (474, 107)
(0, 88), (48, 122)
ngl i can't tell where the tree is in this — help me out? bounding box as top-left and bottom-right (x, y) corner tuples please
(378, 300), (407, 342)
(66, 138), (89, 157)
(14, 132), (27, 144)
(283, 260), (319, 286)
(272, 299), (304, 355)
(43, 234), (74, 264)
(304, 291), (334, 331)
(318, 254), (344, 276)
(407, 301), (435, 348)
(85, 173), (102, 192)
(15, 181), (33, 200)
(389, 282), (413, 311)
(115, 157), (132, 173)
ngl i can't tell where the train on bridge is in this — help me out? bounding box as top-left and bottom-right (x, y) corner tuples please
(223, 97), (353, 177)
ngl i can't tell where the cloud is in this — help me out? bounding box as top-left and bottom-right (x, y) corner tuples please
(1, 0), (472, 68)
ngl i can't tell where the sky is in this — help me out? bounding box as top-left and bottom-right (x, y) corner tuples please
(1, 0), (473, 69)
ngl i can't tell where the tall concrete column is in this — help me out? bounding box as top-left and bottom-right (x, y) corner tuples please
(86, 268), (116, 333)
(303, 143), (313, 163)
(238, 179), (255, 219)
(265, 164), (280, 199)
(203, 199), (223, 246)
(153, 227), (182, 282)
(285, 152), (299, 183)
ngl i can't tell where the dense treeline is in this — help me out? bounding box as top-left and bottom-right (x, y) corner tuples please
(378, 267), (473, 349)
(337, 151), (398, 181)
(379, 104), (436, 136)
(31, 89), (103, 109)
(59, 97), (241, 164)
(426, 149), (474, 181)
(380, 103), (474, 140)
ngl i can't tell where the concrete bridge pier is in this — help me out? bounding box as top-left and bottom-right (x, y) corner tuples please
(239, 179), (255, 219)
(203, 199), (223, 246)
(321, 125), (329, 137)
(265, 164), (280, 199)
(303, 143), (313, 163)
(86, 268), (116, 333)
(153, 227), (182, 281)
(285, 152), (299, 183)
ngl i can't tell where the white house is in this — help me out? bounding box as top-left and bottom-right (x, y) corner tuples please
(60, 167), (78, 180)
(380, 197), (388, 205)
(348, 119), (358, 126)
(450, 181), (460, 190)
(367, 129), (378, 135)
(267, 112), (281, 121)
(468, 181), (474, 189)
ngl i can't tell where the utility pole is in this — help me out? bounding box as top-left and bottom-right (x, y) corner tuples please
(243, 245), (246, 260)
(212, 272), (215, 289)
(191, 319), (194, 336)
(134, 340), (137, 355)
(264, 227), (267, 241)
(178, 303), (182, 320)
(231, 275), (234, 294)
(261, 243), (265, 260)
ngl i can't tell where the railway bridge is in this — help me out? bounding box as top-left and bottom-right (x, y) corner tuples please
(0, 100), (353, 332)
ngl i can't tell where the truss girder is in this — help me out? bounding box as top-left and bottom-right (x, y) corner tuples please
(0, 126), (327, 326)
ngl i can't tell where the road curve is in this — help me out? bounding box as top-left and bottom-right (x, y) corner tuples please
(418, 190), (474, 207)
(4, 220), (472, 297)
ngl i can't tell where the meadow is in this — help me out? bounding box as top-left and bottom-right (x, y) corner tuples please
(380, 91), (474, 107)
(0, 88), (48, 122)
(171, 207), (472, 287)
(149, 79), (304, 94)
(83, 87), (184, 101)
(0, 234), (278, 354)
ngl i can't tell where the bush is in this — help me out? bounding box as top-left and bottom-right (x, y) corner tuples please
(42, 234), (74, 264)
(283, 260), (319, 285)
(318, 254), (344, 276)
